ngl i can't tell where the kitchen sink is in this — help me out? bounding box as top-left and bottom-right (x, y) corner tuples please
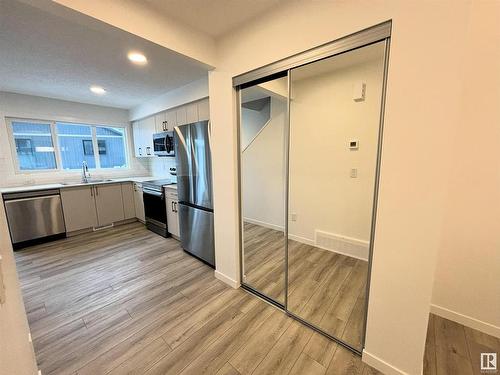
(85, 179), (114, 183)
(60, 179), (114, 185)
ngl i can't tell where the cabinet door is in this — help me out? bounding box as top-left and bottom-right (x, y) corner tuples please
(142, 116), (156, 157)
(121, 182), (135, 219)
(198, 98), (210, 121)
(132, 121), (144, 157)
(133, 183), (145, 222)
(176, 106), (187, 126)
(61, 186), (98, 232)
(155, 112), (166, 133)
(94, 184), (125, 226)
(166, 198), (180, 237)
(186, 102), (198, 124)
(166, 109), (177, 131)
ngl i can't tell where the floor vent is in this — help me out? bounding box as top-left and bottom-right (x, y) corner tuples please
(315, 230), (369, 261)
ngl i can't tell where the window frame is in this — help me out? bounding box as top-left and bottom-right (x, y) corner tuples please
(6, 117), (130, 174)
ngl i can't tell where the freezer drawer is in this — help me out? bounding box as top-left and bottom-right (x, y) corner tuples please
(4, 192), (66, 245)
(178, 203), (215, 267)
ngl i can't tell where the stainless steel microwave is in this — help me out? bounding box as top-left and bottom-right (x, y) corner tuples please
(153, 131), (175, 157)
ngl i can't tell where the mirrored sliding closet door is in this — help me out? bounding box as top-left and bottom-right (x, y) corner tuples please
(286, 41), (387, 351)
(239, 74), (289, 305)
(237, 21), (391, 354)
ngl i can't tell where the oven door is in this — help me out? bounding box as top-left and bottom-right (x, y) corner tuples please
(143, 188), (167, 227)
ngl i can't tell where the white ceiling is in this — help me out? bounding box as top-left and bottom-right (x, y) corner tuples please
(136, 0), (286, 37)
(0, 0), (213, 109)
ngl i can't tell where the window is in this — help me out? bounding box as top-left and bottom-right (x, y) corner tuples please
(96, 126), (126, 168)
(56, 123), (96, 170)
(11, 121), (57, 170)
(8, 119), (128, 172)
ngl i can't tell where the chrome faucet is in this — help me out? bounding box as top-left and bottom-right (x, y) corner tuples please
(81, 161), (90, 183)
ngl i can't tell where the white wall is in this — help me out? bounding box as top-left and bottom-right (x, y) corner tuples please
(242, 96), (286, 230)
(240, 103), (270, 149)
(431, 0), (500, 339)
(129, 77), (209, 121)
(288, 53), (384, 245)
(0, 92), (149, 187)
(209, 1), (470, 374)
(209, 70), (240, 288)
(0, 205), (38, 375)
(148, 157), (177, 181)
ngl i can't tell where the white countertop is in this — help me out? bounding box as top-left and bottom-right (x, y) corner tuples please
(0, 176), (164, 194)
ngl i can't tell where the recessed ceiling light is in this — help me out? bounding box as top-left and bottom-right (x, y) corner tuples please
(128, 51), (147, 65)
(90, 85), (106, 95)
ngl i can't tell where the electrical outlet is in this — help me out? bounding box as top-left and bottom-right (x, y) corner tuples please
(350, 168), (358, 178)
(291, 213), (297, 221)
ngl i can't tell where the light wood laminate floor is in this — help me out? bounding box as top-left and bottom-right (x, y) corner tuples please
(15, 223), (497, 375)
(243, 222), (368, 350)
(424, 313), (500, 375)
(15, 222), (380, 375)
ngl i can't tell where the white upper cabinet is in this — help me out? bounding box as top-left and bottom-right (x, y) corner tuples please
(132, 116), (155, 158)
(132, 121), (143, 157)
(133, 98), (210, 157)
(186, 102), (198, 124)
(198, 98), (210, 121)
(176, 106), (187, 126)
(141, 116), (155, 157)
(165, 109), (177, 131)
(154, 111), (167, 133)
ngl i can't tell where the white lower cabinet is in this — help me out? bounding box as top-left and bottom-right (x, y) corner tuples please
(94, 184), (125, 226)
(61, 186), (98, 232)
(61, 183), (126, 232)
(165, 188), (179, 238)
(133, 182), (145, 222)
(121, 182), (136, 220)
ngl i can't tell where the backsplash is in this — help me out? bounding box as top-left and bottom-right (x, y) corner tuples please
(148, 156), (177, 182)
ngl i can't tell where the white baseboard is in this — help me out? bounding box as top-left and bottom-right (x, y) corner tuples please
(430, 304), (500, 338)
(214, 270), (240, 289)
(362, 351), (410, 375)
(288, 233), (315, 246)
(243, 217), (284, 232)
(315, 230), (369, 261)
(288, 232), (368, 261)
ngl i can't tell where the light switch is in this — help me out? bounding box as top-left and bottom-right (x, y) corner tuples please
(350, 168), (358, 178)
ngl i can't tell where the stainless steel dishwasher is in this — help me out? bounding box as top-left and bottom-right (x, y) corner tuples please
(3, 189), (66, 249)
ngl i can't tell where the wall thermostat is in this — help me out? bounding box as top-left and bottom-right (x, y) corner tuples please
(349, 140), (359, 150)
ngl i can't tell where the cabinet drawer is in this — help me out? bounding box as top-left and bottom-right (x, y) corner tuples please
(165, 188), (178, 200)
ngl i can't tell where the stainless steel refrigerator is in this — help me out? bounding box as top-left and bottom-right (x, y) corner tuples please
(174, 120), (215, 267)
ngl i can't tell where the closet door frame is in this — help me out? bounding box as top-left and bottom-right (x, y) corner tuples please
(235, 20), (392, 356)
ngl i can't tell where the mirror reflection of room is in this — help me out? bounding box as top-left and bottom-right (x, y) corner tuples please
(287, 42), (386, 350)
(240, 76), (288, 304)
